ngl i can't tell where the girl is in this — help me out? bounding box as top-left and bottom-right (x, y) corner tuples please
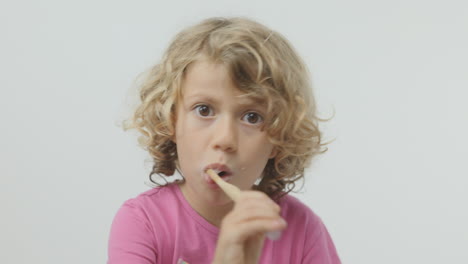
(108, 17), (341, 264)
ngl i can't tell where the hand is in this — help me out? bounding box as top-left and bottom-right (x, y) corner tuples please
(212, 191), (287, 264)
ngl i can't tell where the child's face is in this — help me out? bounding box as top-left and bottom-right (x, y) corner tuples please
(174, 60), (276, 205)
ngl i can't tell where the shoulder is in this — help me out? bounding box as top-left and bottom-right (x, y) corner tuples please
(109, 184), (181, 247)
(278, 194), (342, 263)
(113, 183), (181, 227)
(108, 184), (182, 263)
(122, 183), (179, 210)
(278, 194), (328, 247)
(278, 194), (322, 227)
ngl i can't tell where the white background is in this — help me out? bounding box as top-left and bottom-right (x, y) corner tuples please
(1, 0), (467, 263)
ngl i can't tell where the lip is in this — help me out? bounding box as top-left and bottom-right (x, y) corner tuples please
(203, 163), (233, 177)
(203, 163), (233, 185)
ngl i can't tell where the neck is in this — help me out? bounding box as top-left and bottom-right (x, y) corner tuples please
(177, 181), (234, 227)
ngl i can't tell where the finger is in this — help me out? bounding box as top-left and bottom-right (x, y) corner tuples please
(237, 190), (275, 203)
(225, 201), (283, 228)
(235, 200), (280, 215)
(235, 192), (281, 213)
(231, 205), (282, 223)
(232, 218), (287, 242)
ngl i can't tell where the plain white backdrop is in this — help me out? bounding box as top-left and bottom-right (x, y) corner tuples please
(1, 0), (467, 263)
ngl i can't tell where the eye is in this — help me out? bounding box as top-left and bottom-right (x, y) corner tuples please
(242, 112), (263, 124)
(194, 104), (214, 117)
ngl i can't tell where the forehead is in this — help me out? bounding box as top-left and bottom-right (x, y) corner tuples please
(183, 60), (231, 90)
(181, 60), (265, 105)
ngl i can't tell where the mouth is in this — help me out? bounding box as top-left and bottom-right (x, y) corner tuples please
(203, 163), (233, 183)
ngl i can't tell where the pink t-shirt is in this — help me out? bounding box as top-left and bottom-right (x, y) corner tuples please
(108, 183), (341, 264)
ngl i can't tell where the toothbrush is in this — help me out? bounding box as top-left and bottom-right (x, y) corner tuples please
(206, 169), (282, 240)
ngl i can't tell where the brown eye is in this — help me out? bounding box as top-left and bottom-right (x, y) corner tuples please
(195, 105), (213, 117)
(243, 112), (263, 124)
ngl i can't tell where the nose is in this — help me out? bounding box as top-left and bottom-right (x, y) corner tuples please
(211, 116), (238, 153)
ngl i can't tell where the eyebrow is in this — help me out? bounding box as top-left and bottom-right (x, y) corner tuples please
(184, 94), (218, 104)
(185, 93), (266, 109)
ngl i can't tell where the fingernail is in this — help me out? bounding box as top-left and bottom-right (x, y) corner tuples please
(266, 230), (282, 240)
(278, 218), (287, 226)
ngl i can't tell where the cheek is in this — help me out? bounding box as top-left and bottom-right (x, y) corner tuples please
(175, 119), (205, 161)
(254, 136), (274, 157)
(175, 112), (198, 142)
(242, 138), (274, 170)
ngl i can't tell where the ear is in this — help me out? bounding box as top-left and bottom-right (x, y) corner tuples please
(268, 147), (278, 159)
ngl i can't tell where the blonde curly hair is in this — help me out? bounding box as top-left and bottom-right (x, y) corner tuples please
(123, 17), (331, 200)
